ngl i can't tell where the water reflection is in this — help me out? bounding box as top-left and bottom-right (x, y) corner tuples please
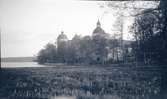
(1, 62), (44, 68)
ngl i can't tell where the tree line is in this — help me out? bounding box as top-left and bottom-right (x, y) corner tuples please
(130, 1), (167, 97)
(131, 0), (167, 65)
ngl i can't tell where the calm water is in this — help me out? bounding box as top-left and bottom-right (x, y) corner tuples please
(1, 62), (44, 68)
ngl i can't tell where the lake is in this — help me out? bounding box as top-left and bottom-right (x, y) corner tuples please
(1, 62), (44, 68)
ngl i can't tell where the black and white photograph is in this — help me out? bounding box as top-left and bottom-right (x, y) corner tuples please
(0, 0), (167, 99)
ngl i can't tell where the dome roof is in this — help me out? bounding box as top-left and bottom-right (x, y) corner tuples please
(57, 31), (68, 40)
(93, 20), (105, 35)
(93, 27), (105, 34)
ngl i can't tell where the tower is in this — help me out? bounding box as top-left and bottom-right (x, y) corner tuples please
(57, 31), (68, 44)
(97, 19), (101, 27)
(56, 31), (68, 62)
(92, 19), (106, 39)
(92, 19), (108, 64)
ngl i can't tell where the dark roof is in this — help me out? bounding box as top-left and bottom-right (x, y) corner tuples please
(97, 19), (101, 26)
(57, 32), (68, 40)
(93, 27), (105, 34)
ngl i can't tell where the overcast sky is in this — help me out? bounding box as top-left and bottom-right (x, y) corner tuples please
(0, 0), (157, 58)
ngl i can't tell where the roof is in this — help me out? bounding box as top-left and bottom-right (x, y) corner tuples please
(93, 27), (105, 34)
(57, 32), (68, 40)
(97, 19), (101, 26)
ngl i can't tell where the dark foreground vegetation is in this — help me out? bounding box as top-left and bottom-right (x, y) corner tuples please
(0, 65), (162, 99)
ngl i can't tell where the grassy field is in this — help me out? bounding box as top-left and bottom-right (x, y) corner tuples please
(0, 65), (161, 99)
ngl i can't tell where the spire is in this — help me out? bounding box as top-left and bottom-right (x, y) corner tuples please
(57, 30), (68, 41)
(97, 19), (101, 27)
(61, 31), (64, 34)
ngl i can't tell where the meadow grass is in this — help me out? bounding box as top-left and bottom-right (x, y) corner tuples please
(0, 65), (161, 99)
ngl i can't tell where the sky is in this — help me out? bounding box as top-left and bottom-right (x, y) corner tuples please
(0, 0), (157, 58)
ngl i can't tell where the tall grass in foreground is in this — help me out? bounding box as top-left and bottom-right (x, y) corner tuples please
(0, 66), (161, 99)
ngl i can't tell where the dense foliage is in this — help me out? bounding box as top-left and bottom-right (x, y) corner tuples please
(131, 0), (167, 65)
(131, 1), (167, 97)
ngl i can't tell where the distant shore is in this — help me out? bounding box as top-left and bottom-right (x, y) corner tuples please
(41, 62), (134, 67)
(1, 57), (36, 62)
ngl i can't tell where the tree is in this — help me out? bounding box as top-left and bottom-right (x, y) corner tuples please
(158, 0), (167, 64)
(130, 1), (167, 97)
(37, 49), (47, 64)
(131, 9), (160, 64)
(37, 43), (56, 64)
(159, 0), (167, 98)
(0, 29), (1, 70)
(99, 1), (158, 64)
(113, 16), (124, 62)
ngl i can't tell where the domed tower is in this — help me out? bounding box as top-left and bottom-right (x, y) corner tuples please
(57, 31), (68, 49)
(57, 31), (68, 43)
(92, 20), (108, 64)
(92, 19), (106, 40)
(97, 19), (101, 27)
(56, 31), (68, 62)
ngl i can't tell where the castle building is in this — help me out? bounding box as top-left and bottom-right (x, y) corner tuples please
(56, 31), (68, 62)
(57, 31), (68, 45)
(92, 19), (107, 40)
(92, 20), (134, 63)
(55, 20), (134, 64)
(92, 20), (108, 64)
